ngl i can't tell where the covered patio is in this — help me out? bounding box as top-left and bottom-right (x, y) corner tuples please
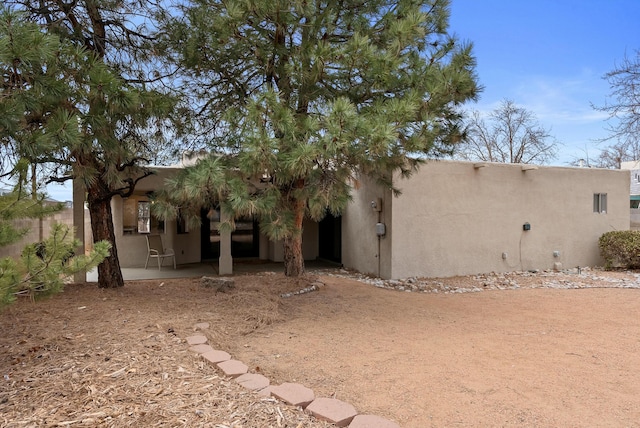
(86, 259), (339, 282)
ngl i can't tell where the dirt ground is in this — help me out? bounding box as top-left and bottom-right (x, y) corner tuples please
(2, 268), (640, 427)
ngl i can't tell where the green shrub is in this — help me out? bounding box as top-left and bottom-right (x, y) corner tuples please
(598, 230), (640, 269)
(1, 223), (110, 309)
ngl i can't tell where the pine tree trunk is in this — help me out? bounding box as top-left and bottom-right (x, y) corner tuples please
(283, 234), (304, 277)
(283, 193), (306, 277)
(87, 181), (124, 288)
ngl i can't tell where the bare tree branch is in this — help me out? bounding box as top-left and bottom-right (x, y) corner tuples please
(457, 99), (559, 164)
(591, 50), (640, 167)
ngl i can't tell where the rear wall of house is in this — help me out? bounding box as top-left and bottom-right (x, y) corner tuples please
(110, 168), (319, 268)
(344, 161), (630, 279)
(342, 176), (394, 278)
(110, 169), (202, 268)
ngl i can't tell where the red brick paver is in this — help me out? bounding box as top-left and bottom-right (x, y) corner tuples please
(194, 322), (210, 331)
(188, 344), (214, 354)
(256, 385), (272, 397)
(306, 397), (357, 427)
(349, 414), (400, 428)
(270, 382), (315, 408)
(184, 322), (396, 427)
(185, 335), (207, 345)
(201, 349), (231, 365)
(216, 359), (248, 378)
(235, 373), (270, 391)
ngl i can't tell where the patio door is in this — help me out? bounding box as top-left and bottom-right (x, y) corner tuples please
(200, 208), (259, 260)
(318, 214), (341, 263)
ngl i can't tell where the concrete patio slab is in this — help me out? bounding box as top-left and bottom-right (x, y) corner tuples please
(87, 260), (339, 282)
(87, 262), (218, 282)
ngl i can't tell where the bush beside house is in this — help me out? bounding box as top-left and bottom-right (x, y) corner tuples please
(599, 231), (640, 269)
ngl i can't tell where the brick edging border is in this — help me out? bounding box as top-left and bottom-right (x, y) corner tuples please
(185, 325), (400, 428)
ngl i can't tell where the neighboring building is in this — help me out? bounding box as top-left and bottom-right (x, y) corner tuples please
(620, 160), (640, 230)
(80, 160), (629, 279)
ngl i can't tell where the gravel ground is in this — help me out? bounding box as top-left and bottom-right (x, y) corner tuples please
(323, 266), (640, 293)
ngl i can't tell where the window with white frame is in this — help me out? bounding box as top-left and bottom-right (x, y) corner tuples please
(122, 196), (165, 234)
(137, 201), (151, 233)
(593, 193), (607, 214)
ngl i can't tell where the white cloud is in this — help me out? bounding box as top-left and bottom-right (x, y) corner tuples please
(465, 70), (616, 165)
(511, 72), (610, 124)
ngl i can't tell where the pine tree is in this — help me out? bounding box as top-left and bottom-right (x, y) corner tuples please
(4, 2), (178, 288)
(157, 0), (479, 276)
(0, 196), (110, 308)
(0, 9), (109, 306)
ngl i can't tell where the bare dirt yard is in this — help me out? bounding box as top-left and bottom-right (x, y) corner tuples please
(2, 267), (640, 427)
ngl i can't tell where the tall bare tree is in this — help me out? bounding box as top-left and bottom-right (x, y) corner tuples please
(592, 50), (640, 168)
(458, 99), (558, 164)
(589, 141), (640, 169)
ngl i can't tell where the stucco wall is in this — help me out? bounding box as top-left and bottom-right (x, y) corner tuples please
(342, 177), (393, 278)
(110, 169), (202, 268)
(345, 161), (630, 279)
(267, 218), (320, 262)
(621, 161), (640, 194)
(115, 212), (201, 267)
(0, 207), (75, 259)
(111, 167), (319, 267)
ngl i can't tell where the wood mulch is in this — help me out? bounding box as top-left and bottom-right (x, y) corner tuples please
(0, 273), (333, 427)
(4, 267), (640, 427)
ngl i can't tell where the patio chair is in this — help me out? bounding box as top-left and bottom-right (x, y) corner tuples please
(145, 234), (176, 270)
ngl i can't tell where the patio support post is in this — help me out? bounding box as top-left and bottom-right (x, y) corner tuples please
(259, 231), (269, 260)
(219, 210), (233, 275)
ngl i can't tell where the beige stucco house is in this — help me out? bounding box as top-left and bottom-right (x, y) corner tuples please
(78, 160), (629, 280)
(80, 165), (332, 275)
(343, 160), (629, 278)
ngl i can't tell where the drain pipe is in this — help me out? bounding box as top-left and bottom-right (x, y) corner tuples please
(377, 210), (381, 277)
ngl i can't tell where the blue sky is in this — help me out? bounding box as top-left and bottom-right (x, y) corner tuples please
(46, 1), (639, 201)
(449, 0), (640, 165)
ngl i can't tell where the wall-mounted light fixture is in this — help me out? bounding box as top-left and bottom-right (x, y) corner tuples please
(370, 198), (382, 212)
